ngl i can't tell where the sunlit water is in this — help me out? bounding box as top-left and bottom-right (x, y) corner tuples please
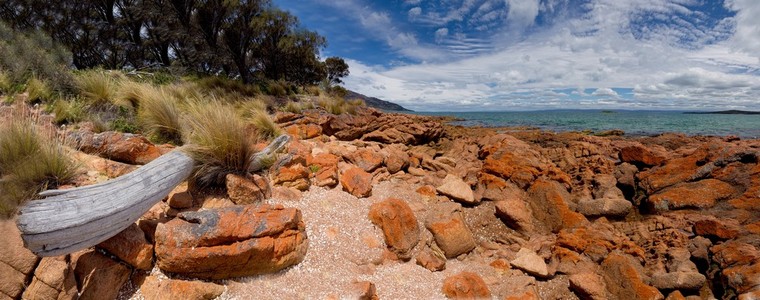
(417, 110), (760, 138)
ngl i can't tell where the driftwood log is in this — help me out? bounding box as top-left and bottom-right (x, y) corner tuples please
(16, 135), (290, 257)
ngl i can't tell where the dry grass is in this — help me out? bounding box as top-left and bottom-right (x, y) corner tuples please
(25, 76), (52, 103)
(0, 71), (12, 94)
(137, 87), (183, 145)
(182, 99), (259, 187)
(76, 69), (121, 107)
(48, 98), (87, 124)
(0, 111), (76, 218)
(317, 94), (364, 115)
(249, 109), (282, 139)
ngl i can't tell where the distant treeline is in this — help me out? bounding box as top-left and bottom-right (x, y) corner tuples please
(0, 0), (347, 85)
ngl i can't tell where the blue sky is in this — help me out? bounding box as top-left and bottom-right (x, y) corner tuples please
(274, 0), (760, 111)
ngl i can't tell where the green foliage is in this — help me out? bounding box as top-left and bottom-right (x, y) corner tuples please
(325, 57), (349, 86)
(194, 76), (259, 101)
(264, 80), (289, 97)
(281, 101), (304, 114)
(0, 22), (74, 95)
(76, 70), (122, 107)
(137, 88), (183, 145)
(0, 71), (12, 94)
(318, 95), (364, 115)
(182, 100), (259, 187)
(309, 164), (320, 173)
(0, 119), (76, 218)
(108, 115), (139, 133)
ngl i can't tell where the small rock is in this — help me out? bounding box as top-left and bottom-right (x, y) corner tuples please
(620, 145), (666, 167)
(226, 173), (271, 204)
(167, 183), (194, 209)
(340, 166), (373, 197)
(272, 164), (310, 191)
(436, 174), (476, 204)
(442, 272), (492, 299)
(569, 272), (607, 300)
(651, 272), (706, 290)
(425, 202), (476, 259)
(140, 276), (225, 300)
(495, 198), (534, 232)
(350, 281), (379, 300)
(0, 219), (40, 299)
(21, 256), (78, 300)
(577, 197), (632, 218)
(510, 248), (550, 278)
(307, 153), (340, 187)
(368, 198), (420, 260)
(416, 250), (446, 272)
(97, 223), (154, 270)
(601, 253), (663, 300)
(383, 145), (410, 174)
(272, 186), (303, 201)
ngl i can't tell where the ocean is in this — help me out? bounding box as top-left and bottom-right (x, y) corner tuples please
(417, 110), (760, 139)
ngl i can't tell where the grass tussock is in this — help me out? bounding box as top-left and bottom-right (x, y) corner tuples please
(0, 71), (13, 95)
(137, 87), (183, 145)
(25, 76), (53, 103)
(317, 94), (364, 115)
(48, 98), (87, 124)
(182, 100), (259, 187)
(0, 114), (76, 218)
(76, 70), (122, 107)
(249, 109), (282, 139)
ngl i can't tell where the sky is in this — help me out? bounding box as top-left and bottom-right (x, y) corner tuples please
(273, 0), (760, 111)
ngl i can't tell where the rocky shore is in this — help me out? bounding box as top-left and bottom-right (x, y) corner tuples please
(2, 106), (759, 300)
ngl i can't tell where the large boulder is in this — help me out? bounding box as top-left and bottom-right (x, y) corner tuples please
(0, 219), (40, 299)
(307, 152), (340, 187)
(480, 134), (570, 188)
(74, 250), (132, 300)
(155, 204), (308, 279)
(647, 179), (734, 211)
(619, 144), (666, 167)
(526, 178), (587, 233)
(600, 253), (663, 300)
(345, 148), (384, 173)
(368, 198), (420, 260)
(21, 256), (78, 300)
(69, 130), (163, 165)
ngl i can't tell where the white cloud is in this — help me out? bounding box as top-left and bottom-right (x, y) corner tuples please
(591, 88), (619, 97)
(408, 7), (422, 19)
(334, 0), (760, 111)
(505, 0), (539, 28)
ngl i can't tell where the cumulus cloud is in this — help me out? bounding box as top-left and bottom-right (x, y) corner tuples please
(591, 88), (619, 97)
(408, 7), (422, 19)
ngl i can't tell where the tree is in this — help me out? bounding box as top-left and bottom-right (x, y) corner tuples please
(325, 56), (349, 86)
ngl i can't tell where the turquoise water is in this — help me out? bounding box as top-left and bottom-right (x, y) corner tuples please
(417, 110), (760, 138)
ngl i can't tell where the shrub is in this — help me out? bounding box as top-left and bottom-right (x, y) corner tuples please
(76, 69), (121, 107)
(0, 118), (76, 218)
(137, 88), (182, 144)
(281, 101), (303, 114)
(265, 80), (288, 97)
(0, 71), (12, 94)
(182, 100), (259, 187)
(194, 76), (259, 101)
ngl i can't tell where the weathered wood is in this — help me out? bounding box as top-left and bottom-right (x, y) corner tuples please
(17, 150), (195, 256)
(16, 134), (292, 257)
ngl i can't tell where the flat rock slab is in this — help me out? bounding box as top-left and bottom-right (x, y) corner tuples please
(155, 204), (308, 280)
(510, 248), (550, 278)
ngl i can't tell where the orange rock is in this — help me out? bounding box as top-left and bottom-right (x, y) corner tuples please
(368, 198), (420, 260)
(307, 153), (339, 187)
(569, 272), (607, 300)
(480, 134), (570, 188)
(97, 223), (154, 270)
(441, 272), (492, 299)
(711, 241), (760, 268)
(495, 198), (534, 233)
(383, 145), (410, 174)
(619, 145), (666, 167)
(285, 123), (322, 139)
(69, 130), (162, 165)
(425, 202), (476, 259)
(155, 205), (308, 279)
(74, 250), (131, 300)
(600, 253), (664, 300)
(167, 182), (194, 209)
(503, 289), (540, 300)
(350, 281), (379, 300)
(416, 185), (437, 198)
(21, 256), (78, 300)
(723, 263), (760, 294)
(416, 250), (446, 272)
(648, 179), (735, 211)
(340, 166), (373, 197)
(693, 218), (741, 240)
(345, 148), (384, 172)
(140, 276), (225, 300)
(747, 221), (760, 235)
(526, 179), (587, 233)
(226, 173), (271, 204)
(0, 219), (40, 299)
(272, 164), (310, 191)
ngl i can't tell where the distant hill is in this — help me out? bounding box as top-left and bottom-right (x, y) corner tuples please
(684, 110), (760, 115)
(346, 90), (412, 112)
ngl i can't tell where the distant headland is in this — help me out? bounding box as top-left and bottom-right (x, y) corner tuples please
(684, 110), (760, 115)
